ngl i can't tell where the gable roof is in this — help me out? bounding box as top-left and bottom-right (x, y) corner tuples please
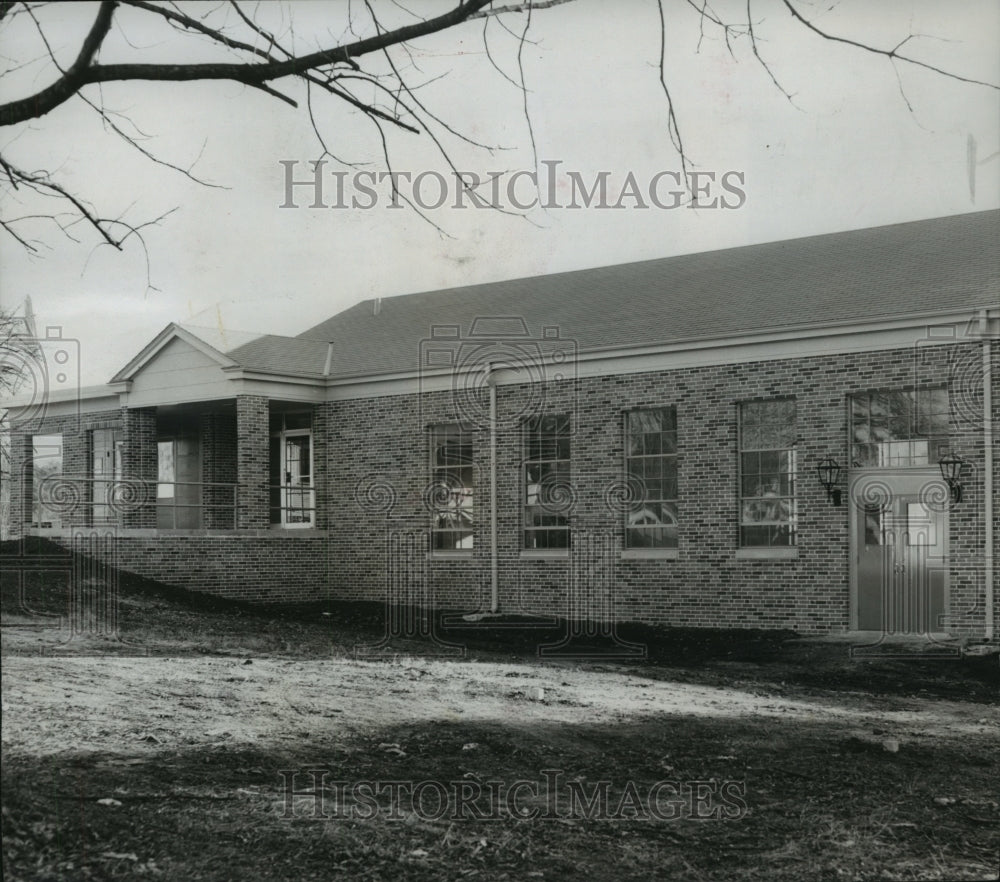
(110, 323), (239, 382)
(109, 323), (330, 383)
(298, 210), (999, 379)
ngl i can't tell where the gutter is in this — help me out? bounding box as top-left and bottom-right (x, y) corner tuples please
(485, 362), (499, 614)
(319, 305), (987, 387)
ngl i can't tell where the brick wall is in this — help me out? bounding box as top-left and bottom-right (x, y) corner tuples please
(122, 407), (156, 528)
(7, 339), (996, 633)
(49, 531), (331, 604)
(7, 408), (127, 533)
(200, 409), (237, 529)
(236, 396), (269, 529)
(324, 340), (999, 637)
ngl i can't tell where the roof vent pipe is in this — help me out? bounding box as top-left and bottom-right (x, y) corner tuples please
(323, 342), (334, 377)
(373, 298), (381, 316)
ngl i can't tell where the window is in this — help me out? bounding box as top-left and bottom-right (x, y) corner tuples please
(157, 437), (201, 529)
(157, 441), (175, 499)
(269, 411), (314, 527)
(625, 407), (678, 549)
(31, 434), (63, 528)
(849, 387), (949, 467)
(429, 424), (474, 550)
(739, 399), (797, 547)
(523, 414), (571, 549)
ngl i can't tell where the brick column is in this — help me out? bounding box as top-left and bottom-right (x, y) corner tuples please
(236, 395), (269, 529)
(122, 407), (157, 528)
(200, 409), (238, 530)
(61, 426), (89, 528)
(7, 431), (32, 538)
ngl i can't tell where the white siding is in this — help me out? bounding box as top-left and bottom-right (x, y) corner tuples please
(124, 337), (233, 406)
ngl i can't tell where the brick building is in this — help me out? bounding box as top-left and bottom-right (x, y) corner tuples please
(5, 210), (998, 637)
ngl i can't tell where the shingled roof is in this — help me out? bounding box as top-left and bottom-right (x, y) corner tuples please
(224, 334), (331, 378)
(294, 210), (998, 380)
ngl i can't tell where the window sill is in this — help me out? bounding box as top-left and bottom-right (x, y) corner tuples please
(428, 551), (475, 561)
(621, 549), (679, 560)
(735, 547), (798, 560)
(520, 550), (570, 560)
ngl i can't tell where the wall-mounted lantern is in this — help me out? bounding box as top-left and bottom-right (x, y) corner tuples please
(938, 453), (965, 503)
(816, 458), (842, 506)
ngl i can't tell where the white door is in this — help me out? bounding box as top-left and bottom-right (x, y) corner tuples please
(280, 431), (314, 526)
(851, 471), (948, 634)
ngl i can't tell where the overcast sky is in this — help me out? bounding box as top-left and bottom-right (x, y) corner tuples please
(1, 0), (998, 386)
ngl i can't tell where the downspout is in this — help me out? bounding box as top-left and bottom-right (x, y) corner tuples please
(485, 362), (499, 614)
(980, 309), (994, 640)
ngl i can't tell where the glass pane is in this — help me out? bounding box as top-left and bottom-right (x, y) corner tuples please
(32, 435), (64, 527)
(759, 450), (779, 475)
(430, 425), (474, 546)
(928, 387), (949, 416)
(741, 524), (795, 547)
(157, 441), (175, 499)
(524, 414), (570, 548)
(888, 412), (909, 439)
(662, 472), (678, 499)
(741, 498), (792, 524)
(773, 401), (797, 447)
(864, 510), (882, 546)
(906, 502), (936, 546)
(626, 525), (678, 549)
(284, 436), (310, 484)
(853, 443), (877, 467)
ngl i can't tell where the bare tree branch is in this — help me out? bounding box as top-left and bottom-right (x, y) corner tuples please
(1, 0), (996, 270)
(468, 0), (575, 20)
(655, 0), (691, 187)
(0, 0), (495, 126)
(1, 0), (117, 126)
(781, 0), (999, 91)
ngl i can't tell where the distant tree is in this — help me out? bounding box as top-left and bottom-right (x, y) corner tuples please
(1, 307), (41, 536)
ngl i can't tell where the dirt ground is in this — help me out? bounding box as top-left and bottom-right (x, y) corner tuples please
(2, 540), (998, 881)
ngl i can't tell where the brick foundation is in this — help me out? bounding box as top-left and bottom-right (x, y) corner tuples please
(46, 531), (331, 604)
